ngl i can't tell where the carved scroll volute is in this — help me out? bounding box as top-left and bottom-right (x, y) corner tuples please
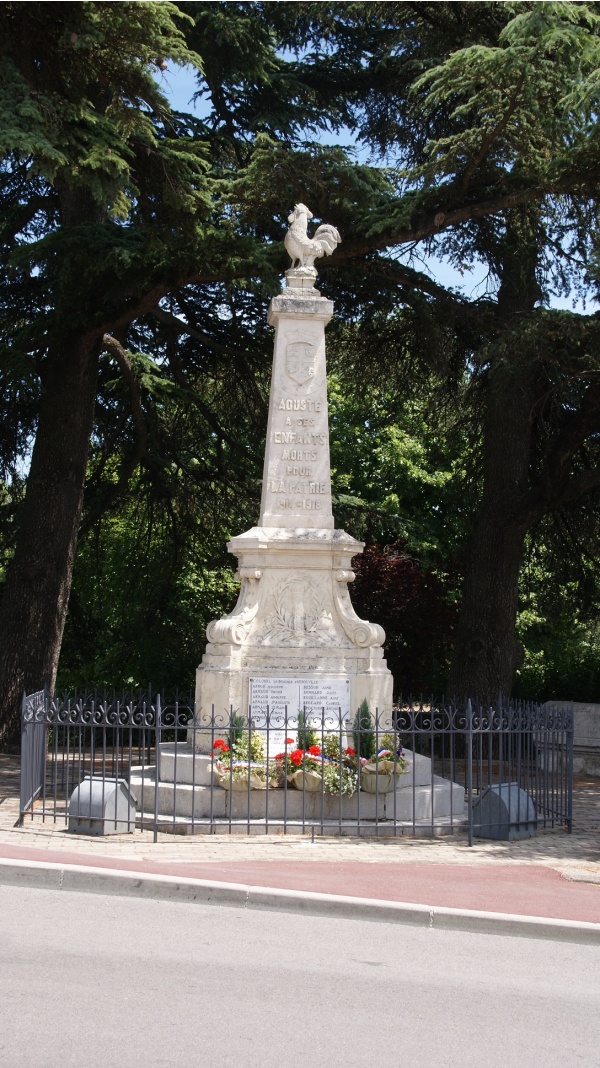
(333, 569), (386, 648)
(206, 568), (262, 645)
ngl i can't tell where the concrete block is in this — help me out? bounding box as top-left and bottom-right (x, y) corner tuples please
(395, 749), (434, 789)
(472, 782), (536, 840)
(69, 777), (137, 835)
(223, 785), (383, 821)
(386, 780), (466, 821)
(129, 760), (465, 829)
(158, 744), (213, 786)
(129, 772), (226, 819)
(541, 701), (600, 777)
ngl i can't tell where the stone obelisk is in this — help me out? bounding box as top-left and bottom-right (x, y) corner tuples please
(193, 203), (393, 747)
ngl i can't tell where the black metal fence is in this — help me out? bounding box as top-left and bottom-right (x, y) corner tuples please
(20, 690), (573, 843)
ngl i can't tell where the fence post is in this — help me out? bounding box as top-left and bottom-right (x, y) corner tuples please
(566, 702), (574, 834)
(153, 693), (161, 843)
(18, 691), (27, 826)
(40, 684), (49, 819)
(19, 687), (48, 824)
(467, 698), (473, 847)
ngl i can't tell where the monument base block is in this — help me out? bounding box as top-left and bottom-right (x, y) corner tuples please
(129, 743), (467, 836)
(192, 526), (394, 752)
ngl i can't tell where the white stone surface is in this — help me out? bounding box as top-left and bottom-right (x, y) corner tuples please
(390, 778), (466, 821)
(130, 770), (464, 825)
(395, 750), (438, 789)
(193, 532), (394, 747)
(158, 745), (212, 786)
(132, 744), (466, 826)
(284, 203), (341, 273)
(193, 219), (393, 751)
(129, 770), (227, 819)
(260, 292), (334, 529)
(541, 701), (600, 776)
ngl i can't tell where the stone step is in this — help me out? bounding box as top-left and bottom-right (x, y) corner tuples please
(129, 768), (466, 823)
(156, 743), (436, 789)
(134, 813), (467, 837)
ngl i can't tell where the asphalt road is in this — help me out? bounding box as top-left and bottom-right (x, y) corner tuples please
(1, 885), (598, 1068)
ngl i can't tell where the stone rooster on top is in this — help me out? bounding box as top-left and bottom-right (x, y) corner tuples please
(284, 203), (341, 274)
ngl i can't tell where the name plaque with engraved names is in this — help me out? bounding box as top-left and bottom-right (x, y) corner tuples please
(249, 676), (350, 751)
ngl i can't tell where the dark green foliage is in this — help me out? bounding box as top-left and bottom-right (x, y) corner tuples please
(353, 699), (375, 761)
(297, 710), (318, 752)
(3, 1), (600, 740)
(228, 712), (245, 751)
(350, 545), (458, 698)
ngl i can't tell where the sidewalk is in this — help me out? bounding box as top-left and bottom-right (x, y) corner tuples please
(1, 755), (599, 934)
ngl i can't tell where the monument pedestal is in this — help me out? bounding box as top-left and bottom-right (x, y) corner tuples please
(192, 526), (393, 750)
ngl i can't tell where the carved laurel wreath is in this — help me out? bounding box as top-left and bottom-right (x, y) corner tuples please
(260, 577), (335, 646)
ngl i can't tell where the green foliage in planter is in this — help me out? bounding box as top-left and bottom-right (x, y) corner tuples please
(228, 712), (245, 751)
(353, 699), (375, 760)
(297, 710), (319, 751)
(323, 733), (341, 759)
(323, 762), (357, 797)
(232, 729), (265, 763)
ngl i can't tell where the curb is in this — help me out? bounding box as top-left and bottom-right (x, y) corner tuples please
(0, 857), (599, 945)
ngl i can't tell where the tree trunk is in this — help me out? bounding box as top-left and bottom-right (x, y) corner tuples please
(446, 507), (529, 700)
(0, 335), (100, 748)
(447, 362), (533, 699)
(447, 211), (541, 700)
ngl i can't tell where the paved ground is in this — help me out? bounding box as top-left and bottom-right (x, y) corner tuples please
(2, 754), (599, 925)
(3, 884), (599, 1067)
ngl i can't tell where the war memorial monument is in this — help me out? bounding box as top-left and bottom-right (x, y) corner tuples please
(194, 202), (393, 747)
(130, 205), (465, 829)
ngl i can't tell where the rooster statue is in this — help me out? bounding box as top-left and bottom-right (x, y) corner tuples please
(284, 203), (341, 271)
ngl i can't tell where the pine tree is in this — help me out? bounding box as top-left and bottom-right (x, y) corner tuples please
(353, 699), (375, 761)
(4, 1), (600, 749)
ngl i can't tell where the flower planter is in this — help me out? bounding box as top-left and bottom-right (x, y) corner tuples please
(222, 775), (267, 791)
(370, 759), (398, 775)
(214, 768), (267, 791)
(229, 775), (267, 791)
(360, 772), (395, 793)
(289, 770), (323, 792)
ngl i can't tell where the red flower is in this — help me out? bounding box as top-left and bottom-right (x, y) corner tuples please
(213, 739), (229, 752)
(290, 749), (304, 766)
(344, 747), (356, 756)
(274, 752), (285, 761)
(308, 745), (321, 756)
(285, 738), (295, 744)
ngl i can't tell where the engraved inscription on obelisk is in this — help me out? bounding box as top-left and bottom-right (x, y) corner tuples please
(260, 297), (334, 529)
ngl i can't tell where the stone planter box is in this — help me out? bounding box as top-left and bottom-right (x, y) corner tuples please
(288, 769), (323, 792)
(222, 775), (267, 792)
(212, 763), (267, 791)
(359, 772), (395, 793)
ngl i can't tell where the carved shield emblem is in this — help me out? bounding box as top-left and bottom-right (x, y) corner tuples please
(286, 337), (316, 385)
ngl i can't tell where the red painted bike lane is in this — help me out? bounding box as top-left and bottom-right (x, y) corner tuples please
(1, 843), (599, 923)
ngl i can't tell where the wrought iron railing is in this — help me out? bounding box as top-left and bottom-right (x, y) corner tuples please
(20, 691), (573, 843)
